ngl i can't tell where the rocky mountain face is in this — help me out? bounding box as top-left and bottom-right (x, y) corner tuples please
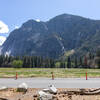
(1, 14), (100, 58)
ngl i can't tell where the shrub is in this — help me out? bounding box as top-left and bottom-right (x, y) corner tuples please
(12, 60), (23, 68)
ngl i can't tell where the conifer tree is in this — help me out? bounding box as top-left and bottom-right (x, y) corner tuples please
(79, 57), (82, 66)
(74, 57), (78, 68)
(67, 56), (71, 68)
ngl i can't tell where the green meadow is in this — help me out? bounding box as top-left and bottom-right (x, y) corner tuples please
(0, 68), (100, 78)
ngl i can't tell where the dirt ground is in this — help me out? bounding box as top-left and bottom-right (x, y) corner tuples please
(0, 88), (100, 100)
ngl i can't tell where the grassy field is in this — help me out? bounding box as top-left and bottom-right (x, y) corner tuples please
(0, 68), (100, 78)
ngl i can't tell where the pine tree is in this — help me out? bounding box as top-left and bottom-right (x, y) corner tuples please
(63, 62), (66, 68)
(96, 50), (100, 68)
(79, 57), (82, 66)
(67, 57), (71, 68)
(0, 55), (3, 67)
(89, 52), (92, 60)
(31, 56), (34, 68)
(74, 57), (78, 68)
(50, 59), (55, 68)
(60, 62), (64, 68)
(84, 56), (88, 68)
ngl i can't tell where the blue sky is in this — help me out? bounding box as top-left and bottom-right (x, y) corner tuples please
(0, 0), (100, 45)
(0, 0), (100, 33)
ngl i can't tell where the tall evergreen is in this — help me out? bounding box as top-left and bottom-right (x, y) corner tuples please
(96, 50), (100, 68)
(79, 57), (82, 66)
(84, 56), (88, 68)
(0, 55), (3, 67)
(74, 57), (78, 68)
(67, 56), (71, 68)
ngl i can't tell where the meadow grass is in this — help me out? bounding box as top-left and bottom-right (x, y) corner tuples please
(0, 68), (100, 78)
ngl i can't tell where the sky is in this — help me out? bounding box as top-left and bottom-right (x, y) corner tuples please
(0, 0), (100, 45)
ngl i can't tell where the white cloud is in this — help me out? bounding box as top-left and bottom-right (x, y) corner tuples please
(0, 36), (6, 46)
(36, 19), (40, 22)
(0, 21), (9, 33)
(15, 26), (19, 29)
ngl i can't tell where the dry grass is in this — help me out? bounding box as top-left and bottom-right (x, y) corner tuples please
(0, 68), (100, 78)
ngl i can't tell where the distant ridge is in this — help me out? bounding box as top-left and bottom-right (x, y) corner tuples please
(1, 14), (100, 58)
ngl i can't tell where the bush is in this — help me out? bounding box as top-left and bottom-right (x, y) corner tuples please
(12, 60), (23, 68)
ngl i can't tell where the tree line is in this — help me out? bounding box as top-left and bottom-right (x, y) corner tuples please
(0, 56), (55, 68)
(60, 50), (100, 69)
(0, 50), (100, 68)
